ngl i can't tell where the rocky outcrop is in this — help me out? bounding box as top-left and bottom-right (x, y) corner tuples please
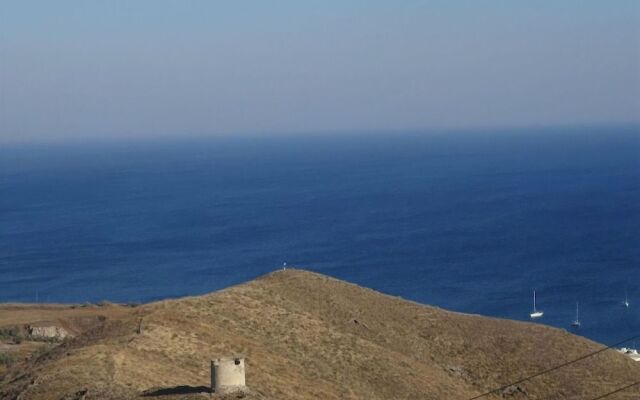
(28, 325), (70, 340)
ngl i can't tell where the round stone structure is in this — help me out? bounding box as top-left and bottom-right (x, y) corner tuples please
(211, 356), (246, 394)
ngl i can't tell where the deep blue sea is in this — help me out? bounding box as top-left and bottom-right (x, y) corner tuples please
(1, 127), (639, 345)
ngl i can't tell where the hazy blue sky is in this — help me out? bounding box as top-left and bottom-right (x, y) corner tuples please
(1, 1), (638, 143)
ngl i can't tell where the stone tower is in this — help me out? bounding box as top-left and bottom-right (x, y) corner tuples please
(211, 356), (246, 394)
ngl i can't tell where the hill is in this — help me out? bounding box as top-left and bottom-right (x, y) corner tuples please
(1, 269), (639, 399)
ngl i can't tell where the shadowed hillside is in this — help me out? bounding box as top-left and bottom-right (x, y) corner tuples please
(1, 269), (639, 399)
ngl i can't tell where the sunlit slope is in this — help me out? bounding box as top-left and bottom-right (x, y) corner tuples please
(2, 269), (639, 399)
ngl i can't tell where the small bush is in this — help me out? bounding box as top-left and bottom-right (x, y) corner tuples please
(12, 333), (23, 344)
(0, 327), (17, 339)
(0, 327), (22, 344)
(0, 352), (16, 366)
(32, 344), (53, 359)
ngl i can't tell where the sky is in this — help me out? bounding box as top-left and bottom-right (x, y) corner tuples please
(0, 1), (638, 143)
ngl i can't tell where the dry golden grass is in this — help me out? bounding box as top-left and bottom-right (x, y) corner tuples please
(1, 269), (639, 399)
(0, 303), (133, 377)
(0, 303), (132, 336)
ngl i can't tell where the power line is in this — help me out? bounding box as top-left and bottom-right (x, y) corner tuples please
(588, 381), (640, 400)
(468, 333), (640, 400)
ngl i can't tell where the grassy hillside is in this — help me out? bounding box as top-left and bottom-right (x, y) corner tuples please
(1, 269), (639, 399)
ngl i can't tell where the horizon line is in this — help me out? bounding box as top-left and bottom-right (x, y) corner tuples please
(2, 121), (639, 147)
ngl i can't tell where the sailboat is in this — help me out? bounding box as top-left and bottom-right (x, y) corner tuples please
(530, 290), (544, 319)
(571, 302), (581, 327)
(624, 291), (630, 308)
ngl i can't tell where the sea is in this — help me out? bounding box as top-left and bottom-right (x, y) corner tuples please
(1, 126), (639, 345)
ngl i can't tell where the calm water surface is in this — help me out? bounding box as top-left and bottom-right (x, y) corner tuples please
(1, 127), (639, 345)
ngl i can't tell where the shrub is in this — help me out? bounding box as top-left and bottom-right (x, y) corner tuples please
(32, 344), (53, 359)
(12, 333), (23, 344)
(0, 352), (16, 366)
(0, 327), (22, 344)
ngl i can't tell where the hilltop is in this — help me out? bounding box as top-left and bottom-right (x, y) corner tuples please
(1, 269), (639, 399)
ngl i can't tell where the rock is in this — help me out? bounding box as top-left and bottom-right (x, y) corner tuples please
(28, 325), (70, 340)
(502, 385), (527, 396)
(446, 365), (470, 380)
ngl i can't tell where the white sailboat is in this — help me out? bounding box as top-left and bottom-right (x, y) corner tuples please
(624, 291), (630, 308)
(571, 302), (580, 327)
(530, 290), (544, 319)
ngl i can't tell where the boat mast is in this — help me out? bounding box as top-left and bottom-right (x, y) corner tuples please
(623, 290), (630, 307)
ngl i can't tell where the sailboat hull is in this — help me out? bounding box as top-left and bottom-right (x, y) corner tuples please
(530, 311), (544, 319)
(530, 290), (543, 319)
